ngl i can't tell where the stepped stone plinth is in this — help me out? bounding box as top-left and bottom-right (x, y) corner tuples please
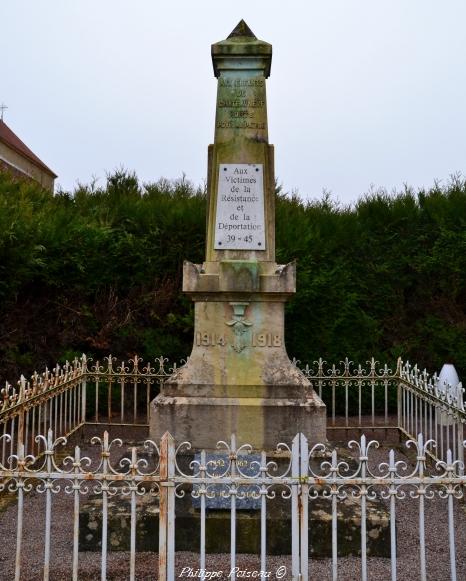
(79, 444), (389, 557)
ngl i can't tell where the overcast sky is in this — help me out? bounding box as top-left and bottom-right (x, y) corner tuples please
(2, 1), (466, 203)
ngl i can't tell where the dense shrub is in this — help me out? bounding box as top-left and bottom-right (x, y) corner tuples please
(0, 170), (464, 382)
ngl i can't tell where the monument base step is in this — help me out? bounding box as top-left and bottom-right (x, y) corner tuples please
(150, 391), (326, 451)
(79, 493), (390, 557)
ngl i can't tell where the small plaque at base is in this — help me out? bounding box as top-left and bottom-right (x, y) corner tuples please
(192, 452), (261, 510)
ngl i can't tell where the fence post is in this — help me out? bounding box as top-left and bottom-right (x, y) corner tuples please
(17, 375), (26, 454)
(299, 433), (309, 580)
(291, 434), (300, 580)
(159, 432), (175, 581)
(396, 358), (403, 438)
(457, 421), (464, 476)
(456, 383), (464, 474)
(81, 379), (87, 424)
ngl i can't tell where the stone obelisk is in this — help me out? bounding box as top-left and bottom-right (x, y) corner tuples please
(150, 21), (326, 449)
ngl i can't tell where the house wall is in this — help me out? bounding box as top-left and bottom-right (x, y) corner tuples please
(0, 142), (55, 191)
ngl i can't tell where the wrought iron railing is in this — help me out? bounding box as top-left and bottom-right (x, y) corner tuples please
(0, 429), (464, 580)
(298, 357), (399, 426)
(1, 355), (464, 464)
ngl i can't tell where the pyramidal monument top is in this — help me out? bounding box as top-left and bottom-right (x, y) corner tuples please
(227, 19), (256, 38)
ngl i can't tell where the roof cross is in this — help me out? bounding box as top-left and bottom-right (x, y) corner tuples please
(0, 103), (7, 121)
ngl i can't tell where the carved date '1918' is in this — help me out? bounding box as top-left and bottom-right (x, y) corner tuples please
(196, 332), (282, 348)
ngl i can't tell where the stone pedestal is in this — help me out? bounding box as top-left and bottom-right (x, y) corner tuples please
(150, 260), (326, 449)
(150, 21), (326, 450)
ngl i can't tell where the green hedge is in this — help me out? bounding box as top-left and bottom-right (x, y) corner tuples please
(0, 170), (464, 382)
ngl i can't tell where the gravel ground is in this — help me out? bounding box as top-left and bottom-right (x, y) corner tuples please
(1, 436), (465, 580)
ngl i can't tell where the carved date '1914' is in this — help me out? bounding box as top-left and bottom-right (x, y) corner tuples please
(196, 332), (282, 348)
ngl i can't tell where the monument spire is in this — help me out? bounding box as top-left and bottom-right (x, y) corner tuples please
(208, 22), (272, 261)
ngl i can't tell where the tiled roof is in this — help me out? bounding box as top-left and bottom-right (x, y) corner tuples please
(0, 119), (57, 178)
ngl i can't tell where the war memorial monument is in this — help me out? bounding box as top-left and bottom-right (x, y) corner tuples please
(2, 17), (464, 580)
(150, 21), (326, 449)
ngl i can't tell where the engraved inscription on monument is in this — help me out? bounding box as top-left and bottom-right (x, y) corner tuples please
(216, 77), (266, 131)
(214, 164), (266, 250)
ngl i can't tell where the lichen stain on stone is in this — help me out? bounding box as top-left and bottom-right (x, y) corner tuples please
(262, 363), (309, 387)
(311, 509), (330, 522)
(368, 527), (381, 539)
(110, 532), (120, 547)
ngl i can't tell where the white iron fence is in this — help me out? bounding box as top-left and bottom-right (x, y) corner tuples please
(0, 430), (465, 580)
(1, 355), (464, 465)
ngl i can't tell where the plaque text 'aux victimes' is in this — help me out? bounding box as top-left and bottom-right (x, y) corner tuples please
(214, 164), (266, 251)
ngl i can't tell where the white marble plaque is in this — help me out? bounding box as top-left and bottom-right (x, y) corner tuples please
(214, 164), (266, 250)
